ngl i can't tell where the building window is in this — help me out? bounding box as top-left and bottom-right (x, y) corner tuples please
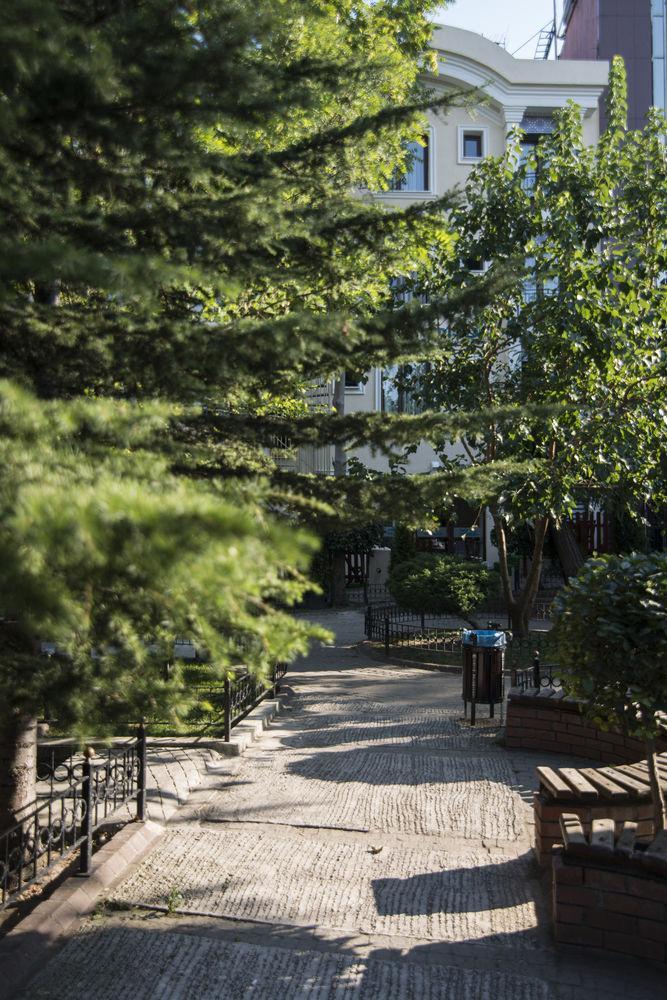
(381, 365), (424, 414)
(344, 370), (366, 393)
(519, 118), (553, 191)
(389, 136), (430, 192)
(458, 126), (487, 163)
(464, 133), (482, 158)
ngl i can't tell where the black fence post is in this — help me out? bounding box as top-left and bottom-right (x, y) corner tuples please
(224, 676), (232, 742)
(470, 633), (478, 727)
(420, 612), (425, 629)
(137, 719), (147, 822)
(533, 650), (541, 690)
(384, 616), (390, 656)
(79, 747), (95, 875)
(272, 663), (277, 698)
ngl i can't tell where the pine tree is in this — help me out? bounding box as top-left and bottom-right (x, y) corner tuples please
(2, 0), (503, 821)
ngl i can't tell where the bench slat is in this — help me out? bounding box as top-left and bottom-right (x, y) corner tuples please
(591, 817), (615, 852)
(560, 813), (587, 847)
(615, 821), (637, 855)
(625, 761), (667, 786)
(557, 767), (600, 801)
(645, 830), (667, 861)
(537, 766), (574, 800)
(599, 766), (652, 797)
(579, 768), (629, 801)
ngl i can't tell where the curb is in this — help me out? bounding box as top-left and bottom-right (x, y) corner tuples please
(357, 640), (463, 674)
(0, 819), (163, 1000)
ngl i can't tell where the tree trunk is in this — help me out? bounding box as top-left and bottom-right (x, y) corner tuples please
(553, 521), (585, 579)
(646, 737), (666, 835)
(330, 551), (347, 607)
(0, 716), (38, 831)
(493, 513), (549, 638)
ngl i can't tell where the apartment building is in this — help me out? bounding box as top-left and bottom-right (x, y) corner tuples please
(560, 0), (666, 129)
(294, 26), (609, 566)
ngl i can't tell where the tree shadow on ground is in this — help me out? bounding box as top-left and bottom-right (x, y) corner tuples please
(371, 854), (538, 916)
(284, 745), (516, 787)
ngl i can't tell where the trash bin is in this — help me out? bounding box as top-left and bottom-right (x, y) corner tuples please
(462, 630), (506, 724)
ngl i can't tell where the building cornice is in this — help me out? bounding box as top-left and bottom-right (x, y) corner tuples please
(428, 25), (608, 118)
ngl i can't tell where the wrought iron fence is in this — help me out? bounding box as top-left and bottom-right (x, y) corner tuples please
(1, 727), (146, 909)
(364, 603), (458, 635)
(512, 650), (564, 693)
(366, 605), (560, 674)
(347, 583), (391, 606)
(502, 632), (559, 673)
(222, 662), (286, 741)
(144, 661), (287, 740)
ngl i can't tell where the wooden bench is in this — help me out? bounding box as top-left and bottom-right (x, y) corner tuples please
(534, 752), (667, 864)
(553, 813), (667, 962)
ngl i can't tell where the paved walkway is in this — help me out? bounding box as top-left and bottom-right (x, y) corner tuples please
(22, 612), (664, 999)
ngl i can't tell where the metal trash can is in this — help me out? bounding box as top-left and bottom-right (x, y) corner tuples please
(462, 630), (506, 725)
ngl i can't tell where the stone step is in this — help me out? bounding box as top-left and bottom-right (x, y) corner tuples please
(149, 697), (283, 758)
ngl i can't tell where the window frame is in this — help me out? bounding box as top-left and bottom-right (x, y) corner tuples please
(457, 125), (488, 165)
(385, 127), (434, 196)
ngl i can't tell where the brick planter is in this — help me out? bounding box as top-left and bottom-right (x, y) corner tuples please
(553, 847), (667, 963)
(506, 692), (650, 763)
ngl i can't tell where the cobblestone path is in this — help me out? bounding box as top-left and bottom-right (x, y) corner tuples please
(24, 612), (664, 999)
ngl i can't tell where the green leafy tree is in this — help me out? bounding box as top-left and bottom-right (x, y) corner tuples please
(407, 58), (667, 635)
(389, 554), (493, 617)
(553, 553), (667, 832)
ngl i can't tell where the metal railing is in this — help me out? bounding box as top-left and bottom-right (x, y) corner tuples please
(364, 603), (459, 634)
(222, 662), (287, 741)
(512, 651), (564, 693)
(347, 583), (392, 606)
(1, 727), (146, 909)
(503, 632), (559, 673)
(365, 607), (464, 659)
(365, 605), (560, 673)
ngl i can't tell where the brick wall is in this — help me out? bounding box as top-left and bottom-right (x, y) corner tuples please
(505, 693), (662, 763)
(553, 847), (667, 963)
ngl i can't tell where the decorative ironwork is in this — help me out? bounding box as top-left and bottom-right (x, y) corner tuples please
(222, 662), (286, 741)
(512, 651), (564, 693)
(1, 728), (146, 909)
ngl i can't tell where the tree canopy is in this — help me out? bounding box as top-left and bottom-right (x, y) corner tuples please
(401, 58), (667, 632)
(2, 0), (511, 819)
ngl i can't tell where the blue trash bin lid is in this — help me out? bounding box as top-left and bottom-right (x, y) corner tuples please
(462, 629), (507, 648)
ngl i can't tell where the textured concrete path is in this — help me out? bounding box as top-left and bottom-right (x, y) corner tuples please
(21, 611), (665, 999)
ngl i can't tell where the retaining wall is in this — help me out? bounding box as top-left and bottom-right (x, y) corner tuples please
(505, 692), (651, 763)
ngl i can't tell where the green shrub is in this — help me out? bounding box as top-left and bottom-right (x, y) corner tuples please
(388, 554), (493, 617)
(552, 552), (667, 830)
(390, 524), (417, 568)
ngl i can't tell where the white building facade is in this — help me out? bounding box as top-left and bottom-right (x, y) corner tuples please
(292, 27), (609, 565)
